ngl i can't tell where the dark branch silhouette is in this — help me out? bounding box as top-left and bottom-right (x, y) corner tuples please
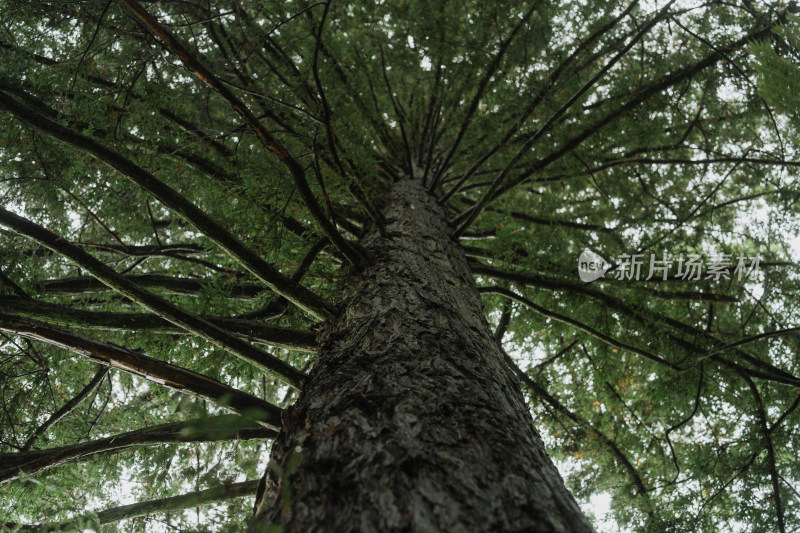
(0, 207), (307, 386)
(21, 367), (109, 452)
(121, 0), (366, 268)
(1, 415), (275, 484)
(0, 295), (317, 352)
(0, 89), (334, 319)
(0, 313), (283, 431)
(9, 480), (261, 531)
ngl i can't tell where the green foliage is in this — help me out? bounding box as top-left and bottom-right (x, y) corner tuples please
(1, 0), (800, 531)
(752, 15), (800, 132)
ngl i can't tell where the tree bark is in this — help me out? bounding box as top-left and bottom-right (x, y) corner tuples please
(251, 180), (592, 532)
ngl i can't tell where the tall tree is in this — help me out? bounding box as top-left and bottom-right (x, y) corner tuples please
(1, 1), (799, 531)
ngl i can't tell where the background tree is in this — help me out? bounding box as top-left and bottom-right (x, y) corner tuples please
(1, 0), (800, 531)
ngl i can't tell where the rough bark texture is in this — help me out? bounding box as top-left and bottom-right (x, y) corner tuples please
(251, 180), (593, 532)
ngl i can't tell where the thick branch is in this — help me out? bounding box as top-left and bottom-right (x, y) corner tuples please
(76, 242), (205, 256)
(236, 238), (331, 321)
(0, 268), (30, 298)
(121, 0), (365, 268)
(1, 415), (274, 484)
(0, 295), (317, 352)
(0, 89), (334, 319)
(12, 480), (260, 531)
(35, 274), (264, 298)
(493, 300), (512, 344)
(21, 367), (109, 452)
(0, 207), (306, 386)
(0, 313), (283, 431)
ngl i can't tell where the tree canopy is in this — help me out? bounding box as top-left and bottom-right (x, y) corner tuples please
(1, 0), (800, 531)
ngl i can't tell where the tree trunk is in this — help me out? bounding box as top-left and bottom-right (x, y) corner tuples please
(251, 179), (593, 532)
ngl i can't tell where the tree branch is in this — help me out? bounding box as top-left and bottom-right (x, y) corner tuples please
(0, 313), (283, 431)
(0, 207), (306, 386)
(429, 1), (540, 191)
(451, 0), (676, 236)
(312, 2), (345, 178)
(740, 372), (786, 533)
(473, 263), (800, 388)
(481, 286), (679, 370)
(0, 40), (236, 160)
(34, 274), (264, 299)
(461, 22), (778, 227)
(493, 300), (512, 344)
(0, 268), (29, 298)
(0, 295), (317, 352)
(0, 415), (275, 484)
(456, 196), (613, 232)
(121, 0), (366, 268)
(379, 45), (414, 175)
(11, 480), (261, 531)
(0, 89), (334, 320)
(438, 0), (640, 203)
(505, 352), (651, 500)
(21, 367), (109, 452)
